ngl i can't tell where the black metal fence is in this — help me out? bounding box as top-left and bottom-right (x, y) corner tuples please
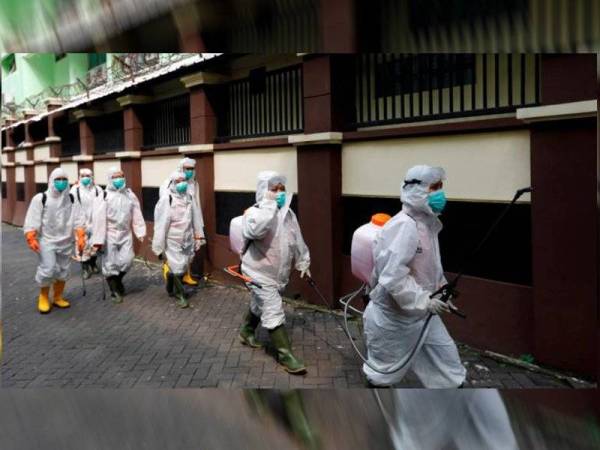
(219, 65), (303, 140)
(142, 95), (191, 148)
(91, 112), (124, 154)
(355, 54), (540, 127)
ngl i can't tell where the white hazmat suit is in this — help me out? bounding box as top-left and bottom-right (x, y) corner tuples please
(70, 168), (103, 263)
(388, 390), (518, 449)
(24, 168), (84, 287)
(241, 171), (310, 329)
(91, 167), (146, 277)
(363, 165), (466, 387)
(152, 170), (203, 275)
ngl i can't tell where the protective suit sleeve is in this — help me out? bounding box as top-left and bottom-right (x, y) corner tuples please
(69, 195), (86, 230)
(158, 178), (170, 198)
(191, 188), (205, 239)
(291, 214), (310, 271)
(193, 181), (205, 231)
(152, 195), (170, 256)
(91, 195), (107, 246)
(23, 193), (44, 235)
(130, 192), (147, 239)
(376, 221), (431, 311)
(242, 199), (278, 240)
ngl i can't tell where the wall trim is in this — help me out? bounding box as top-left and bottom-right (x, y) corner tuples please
(516, 100), (597, 123)
(72, 155), (94, 161)
(289, 132), (343, 146)
(344, 117), (526, 142)
(45, 136), (61, 143)
(115, 151), (142, 159)
(178, 144), (214, 154)
(42, 158), (60, 163)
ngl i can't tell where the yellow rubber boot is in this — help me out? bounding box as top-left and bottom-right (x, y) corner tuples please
(52, 280), (70, 308)
(38, 286), (51, 314)
(182, 268), (198, 286)
(162, 262), (169, 281)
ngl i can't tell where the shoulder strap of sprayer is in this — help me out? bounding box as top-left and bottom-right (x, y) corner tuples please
(76, 187), (81, 204)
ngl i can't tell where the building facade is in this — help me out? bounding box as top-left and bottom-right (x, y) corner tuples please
(1, 53), (598, 380)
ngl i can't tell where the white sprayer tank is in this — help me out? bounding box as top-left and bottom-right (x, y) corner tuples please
(351, 213), (392, 284)
(229, 215), (244, 255)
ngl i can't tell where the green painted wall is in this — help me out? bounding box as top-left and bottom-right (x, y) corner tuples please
(1, 52), (106, 106)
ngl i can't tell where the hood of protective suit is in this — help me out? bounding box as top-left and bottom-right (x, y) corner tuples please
(177, 157), (196, 177)
(400, 165), (446, 216)
(169, 170), (186, 195)
(48, 167), (70, 196)
(255, 171), (287, 203)
(106, 166), (125, 192)
(79, 168), (93, 178)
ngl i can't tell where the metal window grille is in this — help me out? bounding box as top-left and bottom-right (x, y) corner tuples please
(355, 54), (540, 127)
(58, 120), (81, 156)
(219, 65), (303, 140)
(142, 95), (191, 148)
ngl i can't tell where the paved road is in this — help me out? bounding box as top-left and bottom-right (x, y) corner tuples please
(1, 223), (579, 389)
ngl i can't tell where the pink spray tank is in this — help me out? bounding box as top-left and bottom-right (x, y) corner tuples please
(350, 213), (392, 284)
(229, 215), (245, 255)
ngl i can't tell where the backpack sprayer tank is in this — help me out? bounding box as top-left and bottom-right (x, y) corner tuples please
(350, 213), (392, 284)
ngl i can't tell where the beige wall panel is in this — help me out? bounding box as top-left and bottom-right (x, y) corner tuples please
(141, 155), (183, 187)
(34, 164), (48, 183)
(33, 145), (50, 161)
(342, 130), (531, 202)
(16, 166), (25, 182)
(60, 162), (79, 182)
(215, 147), (298, 193)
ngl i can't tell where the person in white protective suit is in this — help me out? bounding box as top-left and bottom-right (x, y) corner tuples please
(363, 165), (467, 387)
(70, 168), (103, 279)
(239, 171), (311, 374)
(386, 389), (518, 450)
(23, 168), (86, 314)
(159, 157), (205, 285)
(152, 170), (204, 308)
(91, 167), (146, 304)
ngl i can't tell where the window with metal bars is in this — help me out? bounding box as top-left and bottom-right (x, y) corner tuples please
(356, 54), (540, 127)
(12, 125), (25, 147)
(219, 65), (303, 140)
(142, 95), (191, 149)
(91, 112), (124, 154)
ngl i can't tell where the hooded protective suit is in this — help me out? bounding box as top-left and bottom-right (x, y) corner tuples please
(159, 157), (204, 240)
(23, 168), (84, 286)
(240, 171), (310, 329)
(91, 167), (146, 276)
(152, 170), (202, 275)
(70, 168), (103, 262)
(362, 165), (466, 387)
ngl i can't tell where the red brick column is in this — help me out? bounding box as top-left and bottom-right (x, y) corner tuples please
(79, 118), (95, 156)
(294, 55), (355, 306)
(319, 0), (356, 52)
(528, 54), (598, 377)
(123, 106), (143, 152)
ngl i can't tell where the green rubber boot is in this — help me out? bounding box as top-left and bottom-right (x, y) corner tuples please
(107, 276), (123, 304)
(239, 310), (262, 348)
(173, 274), (189, 309)
(269, 325), (306, 374)
(282, 391), (322, 450)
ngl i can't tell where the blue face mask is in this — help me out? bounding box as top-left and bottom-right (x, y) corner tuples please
(54, 179), (68, 192)
(176, 181), (188, 194)
(276, 191), (286, 209)
(427, 190), (447, 213)
(81, 177), (92, 186)
(112, 177), (125, 190)
(184, 169), (194, 180)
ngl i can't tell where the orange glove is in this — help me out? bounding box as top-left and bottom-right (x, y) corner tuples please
(25, 230), (40, 253)
(75, 228), (86, 254)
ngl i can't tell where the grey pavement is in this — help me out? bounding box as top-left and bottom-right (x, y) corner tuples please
(1, 223), (583, 389)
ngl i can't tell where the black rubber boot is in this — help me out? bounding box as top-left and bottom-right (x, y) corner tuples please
(116, 271), (126, 296)
(107, 276), (123, 304)
(166, 273), (174, 296)
(269, 325), (306, 374)
(239, 310), (262, 348)
(89, 255), (100, 274)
